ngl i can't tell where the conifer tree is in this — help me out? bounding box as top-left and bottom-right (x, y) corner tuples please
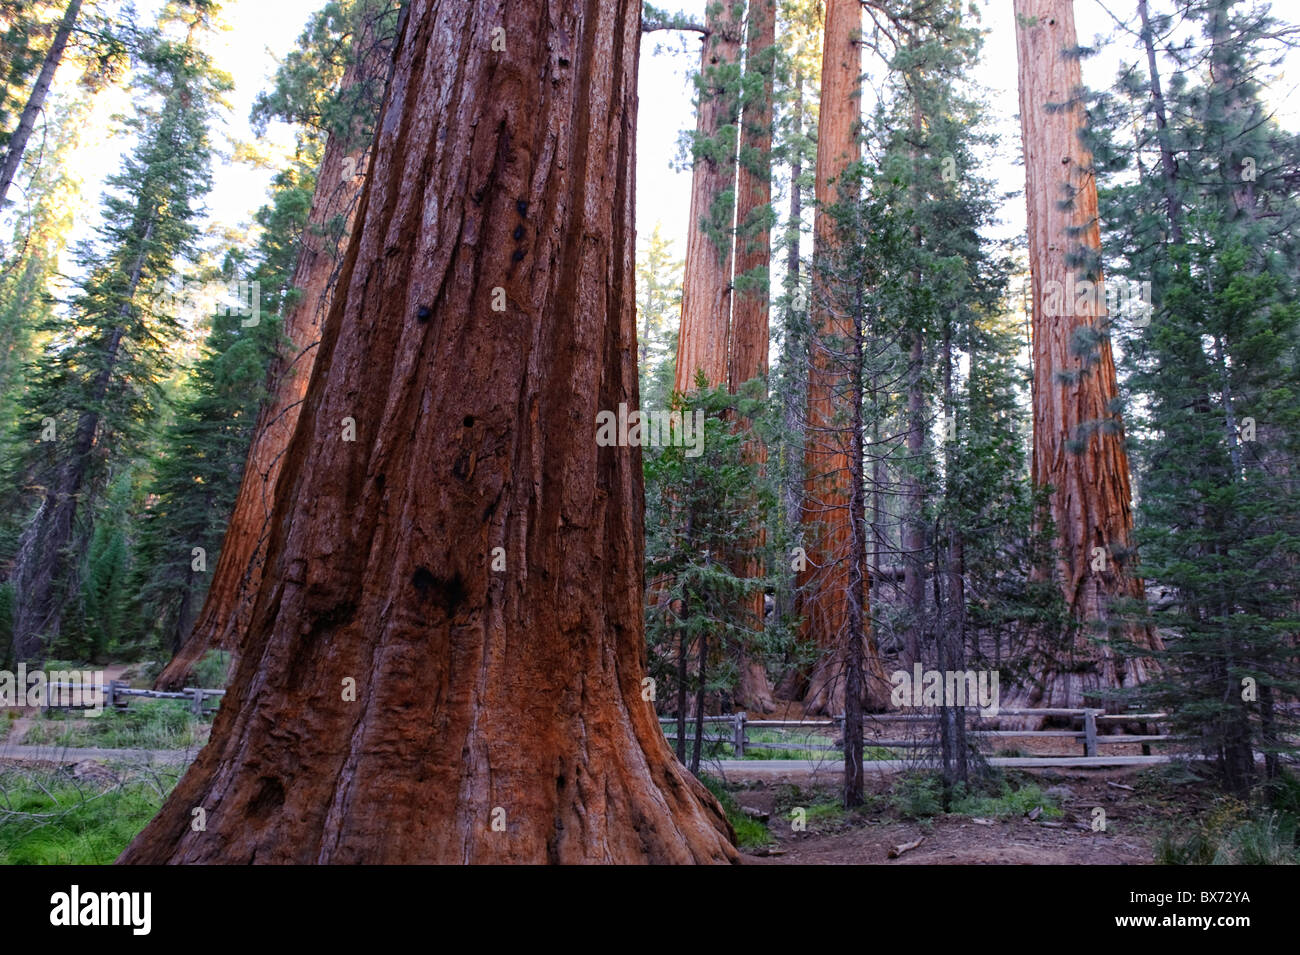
(8, 0), (229, 663)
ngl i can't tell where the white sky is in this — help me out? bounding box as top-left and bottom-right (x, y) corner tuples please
(18, 0), (1300, 293)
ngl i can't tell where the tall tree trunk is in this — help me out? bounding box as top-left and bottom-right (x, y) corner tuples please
(155, 18), (394, 691)
(120, 0), (737, 865)
(773, 73), (806, 697)
(672, 1), (742, 393)
(0, 0), (82, 210)
(11, 215), (153, 663)
(1137, 0), (1183, 244)
(901, 93), (926, 665)
(1012, 0), (1161, 709)
(798, 0), (888, 716)
(726, 0), (776, 713)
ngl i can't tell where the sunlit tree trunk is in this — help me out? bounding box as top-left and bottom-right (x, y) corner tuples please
(155, 17), (393, 690)
(727, 0), (776, 713)
(798, 0), (888, 716)
(121, 0), (737, 865)
(1013, 0), (1161, 708)
(673, 0), (742, 393)
(0, 0), (82, 210)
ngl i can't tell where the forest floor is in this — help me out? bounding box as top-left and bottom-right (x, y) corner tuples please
(720, 765), (1193, 865)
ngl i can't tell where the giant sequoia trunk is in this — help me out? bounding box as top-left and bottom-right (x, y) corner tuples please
(120, 0), (737, 865)
(726, 0), (777, 713)
(797, 0), (889, 716)
(1013, 0), (1161, 708)
(155, 21), (392, 691)
(672, 1), (742, 393)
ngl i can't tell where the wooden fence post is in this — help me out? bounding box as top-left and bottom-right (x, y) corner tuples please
(1084, 709), (1099, 757)
(733, 711), (746, 758)
(189, 687), (204, 717)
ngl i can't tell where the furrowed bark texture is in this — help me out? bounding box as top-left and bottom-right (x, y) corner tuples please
(727, 0), (776, 713)
(672, 1), (741, 394)
(121, 0), (737, 865)
(155, 23), (391, 691)
(1013, 0), (1161, 708)
(798, 0), (888, 716)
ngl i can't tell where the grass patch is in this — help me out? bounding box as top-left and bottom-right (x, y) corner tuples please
(699, 773), (773, 848)
(889, 772), (1062, 820)
(192, 650), (232, 689)
(952, 781), (1063, 820)
(0, 766), (179, 864)
(1156, 790), (1300, 865)
(21, 699), (211, 750)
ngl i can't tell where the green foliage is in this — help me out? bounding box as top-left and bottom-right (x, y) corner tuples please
(0, 766), (177, 864)
(644, 382), (787, 715)
(699, 773), (773, 848)
(890, 773), (945, 819)
(23, 698), (212, 750)
(1095, 0), (1300, 794)
(250, 0), (400, 146)
(6, 3), (231, 662)
(1156, 793), (1300, 865)
(191, 649), (231, 689)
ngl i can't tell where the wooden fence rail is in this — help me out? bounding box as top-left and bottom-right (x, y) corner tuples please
(659, 707), (1174, 759)
(39, 681), (225, 716)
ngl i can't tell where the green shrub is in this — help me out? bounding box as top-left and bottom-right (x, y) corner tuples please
(192, 649), (232, 689)
(891, 773), (944, 819)
(22, 699), (207, 750)
(952, 781), (1063, 820)
(699, 773), (773, 848)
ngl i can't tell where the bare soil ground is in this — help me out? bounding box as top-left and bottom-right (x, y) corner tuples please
(726, 765), (1181, 865)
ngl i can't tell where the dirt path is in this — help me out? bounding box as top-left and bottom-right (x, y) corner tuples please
(731, 767), (1162, 865)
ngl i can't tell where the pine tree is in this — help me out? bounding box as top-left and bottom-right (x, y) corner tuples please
(8, 0), (230, 663)
(1095, 0), (1300, 794)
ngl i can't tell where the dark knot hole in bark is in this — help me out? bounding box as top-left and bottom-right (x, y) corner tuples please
(412, 566), (468, 617)
(248, 776), (286, 820)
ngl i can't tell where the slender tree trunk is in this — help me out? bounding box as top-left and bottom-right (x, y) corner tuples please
(155, 18), (394, 690)
(842, 283), (867, 807)
(726, 0), (776, 713)
(691, 629), (708, 774)
(774, 73), (805, 692)
(940, 320), (967, 788)
(1012, 0), (1161, 709)
(673, 1), (742, 393)
(1137, 0), (1183, 244)
(676, 625), (689, 763)
(901, 92), (926, 666)
(12, 215), (153, 663)
(0, 0), (82, 210)
(798, 0), (888, 716)
(120, 0), (737, 865)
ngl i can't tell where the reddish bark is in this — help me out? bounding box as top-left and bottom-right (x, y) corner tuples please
(155, 20), (393, 691)
(120, 0), (736, 865)
(1013, 0), (1161, 708)
(727, 0), (777, 713)
(672, 1), (742, 394)
(797, 0), (889, 715)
